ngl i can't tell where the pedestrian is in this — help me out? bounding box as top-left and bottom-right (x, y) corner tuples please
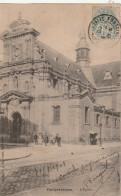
(34, 133), (38, 145)
(55, 133), (59, 146)
(25, 134), (29, 147)
(55, 133), (61, 147)
(58, 136), (61, 147)
(44, 135), (48, 146)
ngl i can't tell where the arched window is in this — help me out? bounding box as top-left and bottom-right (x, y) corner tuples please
(25, 81), (29, 92)
(3, 84), (8, 93)
(13, 76), (18, 91)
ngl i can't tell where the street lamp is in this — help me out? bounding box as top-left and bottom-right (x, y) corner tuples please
(99, 123), (102, 147)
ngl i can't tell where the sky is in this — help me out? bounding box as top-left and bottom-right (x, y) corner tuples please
(0, 4), (120, 66)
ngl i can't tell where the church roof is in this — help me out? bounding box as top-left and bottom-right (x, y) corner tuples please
(91, 61), (121, 87)
(38, 41), (90, 86)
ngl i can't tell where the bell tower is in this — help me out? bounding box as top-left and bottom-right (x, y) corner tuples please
(76, 30), (96, 87)
(76, 31), (90, 66)
(1, 13), (40, 64)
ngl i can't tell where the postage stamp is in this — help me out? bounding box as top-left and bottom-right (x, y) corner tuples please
(88, 6), (120, 48)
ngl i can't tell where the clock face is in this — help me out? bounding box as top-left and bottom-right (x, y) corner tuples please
(14, 48), (20, 58)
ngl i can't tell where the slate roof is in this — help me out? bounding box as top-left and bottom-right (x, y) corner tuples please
(38, 41), (89, 85)
(91, 61), (121, 87)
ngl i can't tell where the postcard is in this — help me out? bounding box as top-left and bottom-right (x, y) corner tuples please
(0, 3), (120, 196)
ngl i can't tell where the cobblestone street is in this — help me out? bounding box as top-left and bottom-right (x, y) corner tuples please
(0, 142), (120, 196)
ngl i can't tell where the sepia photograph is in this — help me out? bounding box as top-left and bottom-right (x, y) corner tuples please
(0, 3), (120, 196)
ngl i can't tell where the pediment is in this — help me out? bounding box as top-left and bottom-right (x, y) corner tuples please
(0, 91), (33, 103)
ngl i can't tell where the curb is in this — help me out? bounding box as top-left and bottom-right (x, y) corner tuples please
(0, 153), (31, 162)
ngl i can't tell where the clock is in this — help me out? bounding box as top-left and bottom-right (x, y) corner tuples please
(14, 47), (20, 58)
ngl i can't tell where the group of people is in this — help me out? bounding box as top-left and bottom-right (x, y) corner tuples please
(25, 132), (61, 147)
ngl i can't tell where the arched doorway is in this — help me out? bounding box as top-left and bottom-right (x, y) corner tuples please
(10, 112), (22, 142)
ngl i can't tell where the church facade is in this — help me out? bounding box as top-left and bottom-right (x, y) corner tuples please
(0, 15), (120, 144)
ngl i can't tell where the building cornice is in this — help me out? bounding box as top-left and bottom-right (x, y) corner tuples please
(95, 86), (120, 93)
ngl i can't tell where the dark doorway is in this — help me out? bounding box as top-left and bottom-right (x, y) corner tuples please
(11, 112), (22, 142)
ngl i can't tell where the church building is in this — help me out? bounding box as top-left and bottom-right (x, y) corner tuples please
(0, 15), (120, 144)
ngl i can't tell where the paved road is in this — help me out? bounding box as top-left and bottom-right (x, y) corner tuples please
(10, 145), (121, 196)
(1, 142), (121, 168)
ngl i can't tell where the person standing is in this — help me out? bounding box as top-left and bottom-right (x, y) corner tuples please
(34, 133), (38, 145)
(55, 133), (61, 147)
(55, 133), (59, 146)
(25, 134), (29, 147)
(58, 136), (61, 147)
(45, 135), (49, 146)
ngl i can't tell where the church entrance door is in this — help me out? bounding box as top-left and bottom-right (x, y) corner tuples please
(11, 112), (22, 142)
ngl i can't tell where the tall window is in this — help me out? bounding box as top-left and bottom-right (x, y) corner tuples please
(85, 106), (89, 124)
(106, 116), (109, 126)
(25, 81), (29, 92)
(68, 83), (71, 93)
(96, 114), (100, 125)
(13, 76), (18, 91)
(114, 118), (117, 127)
(53, 106), (60, 124)
(53, 78), (58, 89)
(26, 39), (31, 58)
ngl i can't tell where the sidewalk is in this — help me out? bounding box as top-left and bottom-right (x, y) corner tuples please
(0, 141), (120, 169)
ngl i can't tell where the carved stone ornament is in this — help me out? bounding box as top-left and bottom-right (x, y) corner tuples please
(1, 103), (7, 109)
(9, 98), (20, 107)
(22, 102), (30, 109)
(104, 70), (112, 80)
(34, 40), (46, 60)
